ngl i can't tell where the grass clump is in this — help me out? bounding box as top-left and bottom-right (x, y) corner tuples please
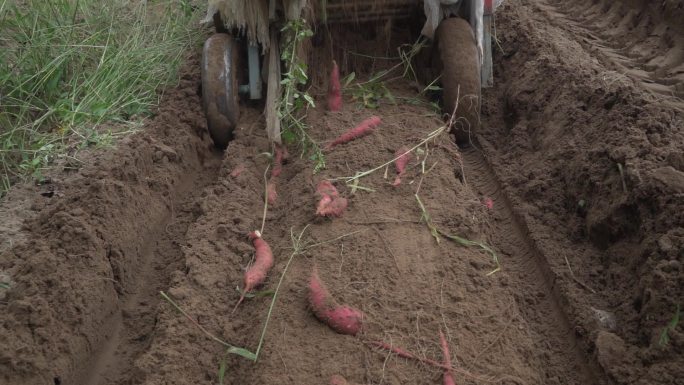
(0, 0), (203, 197)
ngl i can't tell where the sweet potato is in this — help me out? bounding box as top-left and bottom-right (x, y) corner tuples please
(308, 266), (363, 335)
(331, 375), (361, 385)
(483, 197), (493, 210)
(230, 164), (246, 178)
(315, 180), (347, 217)
(316, 194), (332, 213)
(316, 196), (348, 217)
(271, 145), (288, 178)
(440, 331), (456, 385)
(234, 231), (274, 310)
(328, 60), (342, 112)
(316, 180), (340, 199)
(267, 180), (277, 205)
(392, 146), (412, 186)
(325, 116), (381, 150)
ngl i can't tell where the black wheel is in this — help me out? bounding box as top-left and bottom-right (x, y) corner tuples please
(434, 18), (481, 145)
(202, 33), (240, 149)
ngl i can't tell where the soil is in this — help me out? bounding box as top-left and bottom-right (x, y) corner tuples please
(1, 1), (682, 385)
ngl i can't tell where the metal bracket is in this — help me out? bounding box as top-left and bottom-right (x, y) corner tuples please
(482, 11), (494, 87)
(247, 43), (262, 99)
(269, 0), (276, 21)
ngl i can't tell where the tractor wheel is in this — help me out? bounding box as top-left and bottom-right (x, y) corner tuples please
(201, 33), (240, 149)
(434, 17), (481, 145)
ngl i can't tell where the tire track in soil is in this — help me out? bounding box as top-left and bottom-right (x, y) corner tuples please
(82, 154), (222, 385)
(462, 147), (604, 385)
(534, 0), (684, 111)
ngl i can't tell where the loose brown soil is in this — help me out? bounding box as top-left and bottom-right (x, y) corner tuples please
(1, 1), (682, 385)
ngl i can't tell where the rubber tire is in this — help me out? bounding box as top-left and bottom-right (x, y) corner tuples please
(434, 18), (481, 145)
(202, 33), (239, 149)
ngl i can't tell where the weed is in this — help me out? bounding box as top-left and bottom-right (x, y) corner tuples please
(340, 37), (428, 110)
(0, 0), (203, 197)
(617, 163), (628, 193)
(659, 304), (681, 347)
(217, 353), (228, 385)
(348, 72), (395, 109)
(415, 193), (501, 275)
(160, 291), (257, 360)
(278, 19), (325, 173)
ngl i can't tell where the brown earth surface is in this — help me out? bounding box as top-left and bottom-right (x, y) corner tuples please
(1, 1), (682, 385)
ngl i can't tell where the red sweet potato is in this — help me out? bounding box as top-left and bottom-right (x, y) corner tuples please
(328, 60), (342, 112)
(230, 164), (246, 178)
(325, 116), (381, 150)
(483, 197), (494, 210)
(316, 194), (333, 213)
(330, 375), (347, 385)
(308, 266), (363, 335)
(234, 231), (274, 310)
(440, 331), (456, 385)
(267, 180), (277, 205)
(315, 180), (347, 217)
(271, 145), (288, 178)
(316, 180), (340, 199)
(316, 196), (348, 217)
(392, 146), (412, 186)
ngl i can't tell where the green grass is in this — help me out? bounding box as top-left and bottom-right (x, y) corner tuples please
(0, 0), (204, 197)
(659, 304), (681, 347)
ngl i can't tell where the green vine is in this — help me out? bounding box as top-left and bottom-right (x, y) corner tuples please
(278, 19), (325, 173)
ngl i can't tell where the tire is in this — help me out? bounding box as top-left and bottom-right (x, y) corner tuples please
(202, 33), (240, 149)
(434, 18), (481, 145)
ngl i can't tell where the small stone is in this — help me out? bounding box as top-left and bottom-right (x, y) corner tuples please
(592, 307), (617, 331)
(658, 235), (674, 253)
(663, 259), (681, 273)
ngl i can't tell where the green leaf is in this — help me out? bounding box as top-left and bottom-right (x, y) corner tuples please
(91, 102), (109, 118)
(0, 282), (10, 290)
(217, 355), (228, 385)
(384, 87), (396, 105)
(659, 305), (681, 347)
(227, 346), (257, 361)
(370, 69), (389, 81)
(45, 66), (63, 93)
(303, 93), (315, 107)
(294, 66), (308, 83)
(342, 72), (356, 87)
(281, 130), (296, 144)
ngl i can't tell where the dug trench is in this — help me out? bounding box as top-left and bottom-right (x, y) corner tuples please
(0, 58), (225, 385)
(476, 0), (684, 384)
(129, 87), (601, 384)
(1, 1), (683, 385)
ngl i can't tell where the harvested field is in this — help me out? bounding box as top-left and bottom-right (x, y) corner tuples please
(1, 1), (682, 384)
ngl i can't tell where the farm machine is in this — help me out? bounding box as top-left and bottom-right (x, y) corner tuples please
(200, 0), (502, 148)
